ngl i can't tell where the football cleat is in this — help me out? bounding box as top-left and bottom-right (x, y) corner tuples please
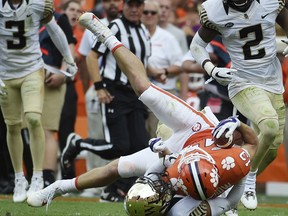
(27, 180), (63, 207)
(61, 133), (82, 170)
(13, 178), (28, 203)
(225, 208), (238, 216)
(27, 176), (44, 197)
(77, 12), (113, 43)
(240, 191), (257, 210)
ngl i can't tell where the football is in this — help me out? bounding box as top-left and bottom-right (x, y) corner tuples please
(213, 129), (243, 148)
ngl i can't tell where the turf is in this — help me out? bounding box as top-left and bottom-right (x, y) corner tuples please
(0, 194), (287, 216)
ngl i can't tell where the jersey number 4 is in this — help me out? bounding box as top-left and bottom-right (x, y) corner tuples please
(5, 20), (26, 50)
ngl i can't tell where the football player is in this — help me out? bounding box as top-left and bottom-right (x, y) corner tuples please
(27, 12), (256, 216)
(189, 0), (288, 210)
(0, 0), (77, 203)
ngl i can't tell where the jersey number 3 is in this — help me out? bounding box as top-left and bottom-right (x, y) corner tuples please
(5, 20), (26, 50)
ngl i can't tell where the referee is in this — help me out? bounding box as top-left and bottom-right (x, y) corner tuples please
(61, 0), (151, 202)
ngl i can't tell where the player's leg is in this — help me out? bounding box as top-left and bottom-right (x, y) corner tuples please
(27, 147), (157, 207)
(231, 87), (283, 210)
(22, 70), (46, 196)
(256, 93), (285, 173)
(0, 78), (28, 202)
(77, 12), (151, 96)
(42, 82), (66, 187)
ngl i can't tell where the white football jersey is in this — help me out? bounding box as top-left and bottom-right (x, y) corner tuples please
(0, 0), (54, 80)
(200, 0), (285, 97)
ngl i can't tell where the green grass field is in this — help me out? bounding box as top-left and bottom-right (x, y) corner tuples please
(0, 194), (287, 216)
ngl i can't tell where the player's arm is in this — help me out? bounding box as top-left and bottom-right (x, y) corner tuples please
(42, 14), (78, 76)
(276, 2), (288, 35)
(237, 122), (258, 158)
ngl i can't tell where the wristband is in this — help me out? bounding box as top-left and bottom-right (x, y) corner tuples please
(203, 60), (215, 76)
(94, 81), (104, 90)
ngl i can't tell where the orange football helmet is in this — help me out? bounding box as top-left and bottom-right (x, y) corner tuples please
(166, 146), (219, 200)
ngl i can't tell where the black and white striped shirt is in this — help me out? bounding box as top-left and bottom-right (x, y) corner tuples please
(92, 16), (151, 85)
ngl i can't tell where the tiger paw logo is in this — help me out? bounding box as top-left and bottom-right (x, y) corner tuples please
(221, 156), (235, 170)
(170, 177), (188, 195)
(210, 167), (219, 187)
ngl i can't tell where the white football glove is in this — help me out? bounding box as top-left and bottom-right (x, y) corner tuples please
(149, 137), (167, 153)
(163, 153), (178, 168)
(212, 116), (240, 139)
(282, 39), (288, 57)
(65, 60), (78, 77)
(210, 67), (236, 86)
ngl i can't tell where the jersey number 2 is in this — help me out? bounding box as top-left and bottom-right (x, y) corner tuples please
(239, 24), (265, 60)
(5, 20), (26, 49)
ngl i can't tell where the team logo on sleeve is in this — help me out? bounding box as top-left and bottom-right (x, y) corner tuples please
(192, 122), (202, 132)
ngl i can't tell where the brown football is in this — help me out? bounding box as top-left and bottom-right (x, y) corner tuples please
(213, 129), (243, 148)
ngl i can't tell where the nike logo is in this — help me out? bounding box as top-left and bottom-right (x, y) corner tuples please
(261, 13), (270, 19)
(27, 14), (32, 17)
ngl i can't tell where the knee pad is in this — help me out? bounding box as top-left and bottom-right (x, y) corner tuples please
(118, 161), (137, 178)
(258, 118), (279, 139)
(24, 112), (42, 129)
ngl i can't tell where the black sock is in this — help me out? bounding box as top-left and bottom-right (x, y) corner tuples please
(43, 169), (55, 188)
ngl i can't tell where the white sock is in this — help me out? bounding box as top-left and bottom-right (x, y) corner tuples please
(60, 178), (78, 194)
(15, 172), (25, 180)
(104, 36), (123, 53)
(245, 170), (257, 191)
(32, 171), (43, 179)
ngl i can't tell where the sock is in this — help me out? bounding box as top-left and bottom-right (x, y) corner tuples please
(60, 178), (78, 193)
(104, 36), (123, 53)
(15, 172), (25, 180)
(43, 169), (55, 187)
(245, 169), (257, 191)
(32, 171), (43, 179)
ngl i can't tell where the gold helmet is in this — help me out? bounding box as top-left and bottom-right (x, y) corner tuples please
(124, 175), (173, 216)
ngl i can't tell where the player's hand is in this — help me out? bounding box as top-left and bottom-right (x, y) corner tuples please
(210, 67), (236, 86)
(163, 153), (178, 167)
(65, 60), (78, 77)
(149, 137), (167, 153)
(212, 116), (240, 139)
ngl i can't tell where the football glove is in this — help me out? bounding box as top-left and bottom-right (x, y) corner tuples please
(65, 60), (78, 77)
(210, 67), (236, 86)
(282, 39), (288, 57)
(149, 137), (167, 153)
(212, 116), (240, 139)
(163, 153), (178, 168)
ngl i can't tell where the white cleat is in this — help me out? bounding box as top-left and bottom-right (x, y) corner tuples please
(77, 12), (113, 43)
(27, 176), (44, 197)
(13, 178), (29, 203)
(225, 208), (238, 216)
(27, 180), (63, 207)
(240, 191), (258, 210)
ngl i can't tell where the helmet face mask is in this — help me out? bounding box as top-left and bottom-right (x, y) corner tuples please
(224, 0), (254, 12)
(125, 175), (173, 216)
